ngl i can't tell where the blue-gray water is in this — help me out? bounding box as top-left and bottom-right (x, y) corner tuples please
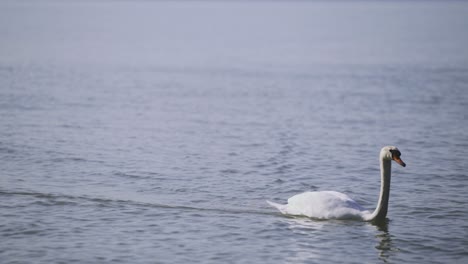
(1, 0), (468, 263)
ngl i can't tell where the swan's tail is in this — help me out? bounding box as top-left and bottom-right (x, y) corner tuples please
(266, 200), (287, 214)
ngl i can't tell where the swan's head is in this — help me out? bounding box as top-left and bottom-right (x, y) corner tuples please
(381, 146), (406, 167)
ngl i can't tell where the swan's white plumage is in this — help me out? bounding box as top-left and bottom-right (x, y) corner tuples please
(268, 191), (371, 220)
(267, 146), (406, 221)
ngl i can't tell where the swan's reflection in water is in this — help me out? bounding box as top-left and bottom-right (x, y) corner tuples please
(281, 217), (328, 263)
(372, 219), (400, 263)
(279, 217), (400, 263)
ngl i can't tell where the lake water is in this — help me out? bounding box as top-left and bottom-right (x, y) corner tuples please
(1, 0), (468, 263)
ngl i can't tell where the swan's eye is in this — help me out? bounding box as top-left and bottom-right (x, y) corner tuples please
(390, 150), (401, 158)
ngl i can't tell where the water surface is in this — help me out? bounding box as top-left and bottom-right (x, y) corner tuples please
(1, 0), (468, 263)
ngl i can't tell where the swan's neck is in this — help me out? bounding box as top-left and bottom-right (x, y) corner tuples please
(367, 158), (391, 222)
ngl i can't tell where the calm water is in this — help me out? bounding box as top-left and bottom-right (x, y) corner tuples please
(1, 0), (468, 263)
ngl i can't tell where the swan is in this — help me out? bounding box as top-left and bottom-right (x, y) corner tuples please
(267, 146), (406, 222)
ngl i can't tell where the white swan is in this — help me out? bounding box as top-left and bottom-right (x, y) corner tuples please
(267, 146), (406, 222)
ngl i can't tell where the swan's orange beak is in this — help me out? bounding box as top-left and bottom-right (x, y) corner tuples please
(393, 156), (406, 167)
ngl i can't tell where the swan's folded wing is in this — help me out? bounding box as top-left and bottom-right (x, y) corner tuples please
(285, 191), (367, 219)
